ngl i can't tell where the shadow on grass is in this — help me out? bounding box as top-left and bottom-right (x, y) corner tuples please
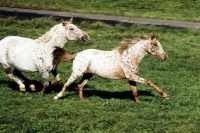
(0, 80), (54, 92)
(83, 89), (154, 101)
(2, 79), (77, 93)
(58, 84), (155, 101)
(1, 80), (154, 101)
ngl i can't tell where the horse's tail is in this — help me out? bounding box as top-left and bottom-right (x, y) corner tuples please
(52, 46), (77, 66)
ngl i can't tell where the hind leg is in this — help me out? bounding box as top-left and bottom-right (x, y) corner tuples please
(78, 73), (93, 100)
(50, 68), (60, 85)
(4, 67), (26, 91)
(13, 69), (36, 91)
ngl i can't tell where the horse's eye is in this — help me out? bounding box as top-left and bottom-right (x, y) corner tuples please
(70, 28), (74, 30)
(153, 43), (157, 46)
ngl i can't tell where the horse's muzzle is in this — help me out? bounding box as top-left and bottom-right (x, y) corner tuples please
(162, 53), (168, 61)
(81, 34), (90, 42)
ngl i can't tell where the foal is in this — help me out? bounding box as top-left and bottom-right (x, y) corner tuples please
(53, 34), (168, 102)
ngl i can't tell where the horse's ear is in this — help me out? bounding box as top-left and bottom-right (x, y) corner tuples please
(151, 34), (159, 40)
(156, 34), (159, 39)
(69, 17), (73, 23)
(61, 18), (66, 26)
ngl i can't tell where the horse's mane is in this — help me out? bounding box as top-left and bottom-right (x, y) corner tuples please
(35, 23), (61, 43)
(117, 35), (149, 54)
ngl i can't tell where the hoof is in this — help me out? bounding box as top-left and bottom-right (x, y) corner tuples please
(164, 97), (169, 100)
(51, 80), (60, 85)
(40, 91), (44, 95)
(20, 87), (26, 92)
(29, 84), (36, 91)
(53, 96), (59, 100)
(135, 100), (140, 103)
(80, 97), (84, 101)
(163, 93), (169, 100)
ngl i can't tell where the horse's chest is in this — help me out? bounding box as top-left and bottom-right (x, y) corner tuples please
(119, 56), (139, 78)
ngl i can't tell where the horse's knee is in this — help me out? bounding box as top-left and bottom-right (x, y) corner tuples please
(42, 78), (49, 87)
(44, 81), (50, 88)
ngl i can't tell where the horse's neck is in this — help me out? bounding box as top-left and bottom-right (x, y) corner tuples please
(37, 24), (67, 48)
(119, 41), (149, 78)
(47, 36), (67, 48)
(48, 30), (67, 48)
(125, 41), (148, 64)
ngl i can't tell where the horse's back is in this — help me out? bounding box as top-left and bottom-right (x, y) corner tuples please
(74, 49), (110, 63)
(0, 36), (35, 49)
(1, 36), (33, 42)
(0, 36), (36, 54)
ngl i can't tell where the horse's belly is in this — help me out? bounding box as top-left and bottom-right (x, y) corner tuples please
(88, 52), (124, 79)
(90, 63), (125, 79)
(9, 59), (38, 72)
(95, 71), (122, 79)
(7, 49), (38, 72)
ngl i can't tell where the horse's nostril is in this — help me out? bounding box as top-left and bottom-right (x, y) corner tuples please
(82, 34), (89, 41)
(164, 54), (168, 60)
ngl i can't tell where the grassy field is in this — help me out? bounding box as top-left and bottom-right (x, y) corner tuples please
(0, 17), (200, 132)
(1, 0), (200, 22)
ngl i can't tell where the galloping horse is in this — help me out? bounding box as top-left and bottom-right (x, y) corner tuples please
(0, 18), (90, 94)
(53, 34), (168, 102)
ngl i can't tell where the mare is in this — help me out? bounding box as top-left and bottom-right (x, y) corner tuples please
(53, 34), (168, 102)
(0, 18), (90, 94)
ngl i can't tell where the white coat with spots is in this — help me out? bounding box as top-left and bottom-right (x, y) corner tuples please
(53, 34), (168, 102)
(0, 18), (90, 94)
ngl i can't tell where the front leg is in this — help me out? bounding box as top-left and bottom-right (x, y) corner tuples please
(40, 71), (50, 94)
(50, 68), (60, 85)
(129, 75), (169, 100)
(53, 72), (82, 100)
(145, 79), (169, 100)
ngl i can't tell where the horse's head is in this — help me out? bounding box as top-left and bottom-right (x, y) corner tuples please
(147, 34), (168, 61)
(61, 18), (90, 42)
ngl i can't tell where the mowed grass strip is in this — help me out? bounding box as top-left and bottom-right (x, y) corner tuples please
(0, 17), (200, 132)
(1, 0), (200, 22)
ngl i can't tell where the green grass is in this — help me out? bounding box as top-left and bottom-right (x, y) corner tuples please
(1, 0), (200, 22)
(0, 17), (200, 132)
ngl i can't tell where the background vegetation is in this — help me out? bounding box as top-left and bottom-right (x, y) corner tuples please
(1, 0), (200, 22)
(0, 16), (200, 132)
